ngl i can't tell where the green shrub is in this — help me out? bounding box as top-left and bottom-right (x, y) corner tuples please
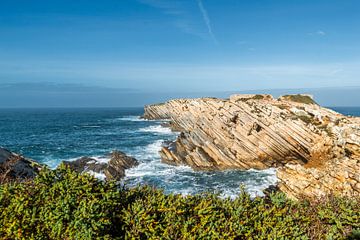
(0, 165), (359, 239)
(0, 164), (124, 239)
(281, 94), (317, 105)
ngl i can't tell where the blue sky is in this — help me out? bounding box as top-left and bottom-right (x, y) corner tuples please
(0, 0), (360, 106)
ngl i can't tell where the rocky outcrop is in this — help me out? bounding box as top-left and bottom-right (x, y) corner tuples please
(64, 150), (138, 181)
(0, 148), (42, 183)
(144, 94), (360, 199)
(277, 158), (359, 199)
(277, 116), (360, 199)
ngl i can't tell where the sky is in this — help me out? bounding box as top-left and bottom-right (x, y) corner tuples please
(0, 0), (360, 107)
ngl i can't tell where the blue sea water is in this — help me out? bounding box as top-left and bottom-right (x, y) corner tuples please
(1, 107), (359, 197)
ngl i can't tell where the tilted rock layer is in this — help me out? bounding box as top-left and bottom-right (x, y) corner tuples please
(144, 94), (360, 199)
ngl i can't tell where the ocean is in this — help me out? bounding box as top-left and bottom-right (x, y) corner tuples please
(1, 107), (359, 198)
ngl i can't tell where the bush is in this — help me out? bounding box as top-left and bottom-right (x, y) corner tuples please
(0, 165), (124, 239)
(281, 94), (317, 105)
(0, 165), (359, 239)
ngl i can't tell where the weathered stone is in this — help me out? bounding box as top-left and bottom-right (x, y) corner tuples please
(277, 158), (360, 199)
(104, 151), (138, 180)
(0, 148), (42, 183)
(64, 150), (138, 181)
(63, 157), (107, 173)
(144, 94), (360, 199)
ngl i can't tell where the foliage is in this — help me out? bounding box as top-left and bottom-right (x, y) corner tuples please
(251, 94), (265, 100)
(282, 94), (318, 105)
(0, 165), (124, 239)
(0, 165), (359, 239)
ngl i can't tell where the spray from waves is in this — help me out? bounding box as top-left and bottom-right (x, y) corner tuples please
(37, 110), (277, 199)
(61, 155), (110, 164)
(138, 125), (173, 135)
(126, 139), (193, 178)
(73, 125), (101, 128)
(116, 116), (146, 122)
(142, 139), (165, 159)
(87, 170), (106, 180)
(124, 137), (278, 199)
(43, 155), (111, 170)
(116, 115), (170, 122)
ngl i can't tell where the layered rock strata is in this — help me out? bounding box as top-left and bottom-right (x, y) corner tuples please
(144, 94), (360, 199)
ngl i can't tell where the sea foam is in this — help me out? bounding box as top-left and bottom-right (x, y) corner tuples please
(138, 125), (173, 134)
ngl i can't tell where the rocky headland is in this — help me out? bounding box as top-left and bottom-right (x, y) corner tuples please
(144, 94), (360, 199)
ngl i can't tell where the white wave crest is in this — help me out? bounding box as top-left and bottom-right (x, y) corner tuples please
(138, 125), (172, 134)
(117, 116), (145, 122)
(243, 168), (278, 198)
(86, 170), (106, 181)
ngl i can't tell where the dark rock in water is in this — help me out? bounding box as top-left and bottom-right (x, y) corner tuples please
(104, 151), (138, 180)
(63, 150), (138, 181)
(63, 157), (108, 173)
(0, 148), (42, 183)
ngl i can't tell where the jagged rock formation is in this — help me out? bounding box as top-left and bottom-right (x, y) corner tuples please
(64, 150), (138, 181)
(144, 94), (360, 199)
(0, 148), (42, 183)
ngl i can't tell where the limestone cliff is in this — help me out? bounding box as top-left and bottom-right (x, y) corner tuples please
(144, 94), (360, 199)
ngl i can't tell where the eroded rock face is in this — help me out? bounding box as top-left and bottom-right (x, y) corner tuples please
(63, 150), (138, 181)
(277, 158), (360, 199)
(144, 94), (360, 199)
(277, 117), (360, 199)
(0, 148), (42, 183)
(144, 94), (335, 170)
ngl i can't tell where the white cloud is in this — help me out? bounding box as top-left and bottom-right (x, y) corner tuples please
(138, 0), (206, 39)
(196, 0), (217, 44)
(138, 0), (217, 43)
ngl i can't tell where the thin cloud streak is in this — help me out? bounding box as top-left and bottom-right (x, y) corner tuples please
(196, 0), (217, 44)
(308, 30), (326, 36)
(138, 0), (206, 39)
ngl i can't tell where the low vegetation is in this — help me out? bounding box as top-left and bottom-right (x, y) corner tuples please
(281, 94), (318, 105)
(0, 165), (359, 239)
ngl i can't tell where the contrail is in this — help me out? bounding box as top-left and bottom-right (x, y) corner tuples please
(197, 0), (218, 44)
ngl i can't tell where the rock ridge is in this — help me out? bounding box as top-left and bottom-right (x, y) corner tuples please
(144, 94), (360, 199)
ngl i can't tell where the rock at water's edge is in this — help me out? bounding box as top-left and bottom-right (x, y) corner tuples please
(0, 147), (42, 183)
(143, 94), (360, 199)
(63, 150), (138, 181)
